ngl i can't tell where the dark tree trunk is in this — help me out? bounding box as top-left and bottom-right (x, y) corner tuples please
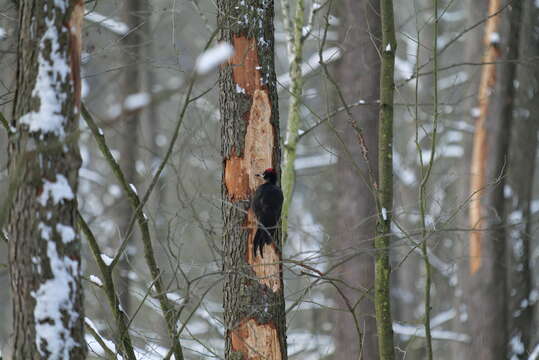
(467, 1), (522, 358)
(333, 0), (380, 359)
(506, 0), (539, 357)
(375, 0), (396, 358)
(8, 0), (85, 358)
(218, 0), (287, 358)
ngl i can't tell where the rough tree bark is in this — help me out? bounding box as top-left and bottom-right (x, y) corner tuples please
(506, 0), (539, 357)
(467, 1), (522, 358)
(333, 0), (381, 359)
(375, 0), (396, 358)
(218, 0), (288, 359)
(8, 0), (85, 358)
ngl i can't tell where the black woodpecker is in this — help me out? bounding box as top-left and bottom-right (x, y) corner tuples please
(251, 168), (283, 258)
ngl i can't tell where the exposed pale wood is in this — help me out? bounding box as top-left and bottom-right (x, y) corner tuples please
(230, 319), (282, 360)
(69, 2), (83, 108)
(469, 0), (501, 274)
(224, 74), (280, 293)
(230, 37), (263, 95)
(224, 154), (251, 201)
(224, 89), (274, 198)
(246, 208), (281, 292)
(245, 90), (274, 190)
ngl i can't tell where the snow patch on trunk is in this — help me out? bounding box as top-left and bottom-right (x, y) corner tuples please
(32, 241), (81, 358)
(38, 175), (74, 206)
(19, 16), (71, 137)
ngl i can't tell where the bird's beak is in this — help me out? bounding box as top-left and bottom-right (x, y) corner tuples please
(255, 173), (263, 178)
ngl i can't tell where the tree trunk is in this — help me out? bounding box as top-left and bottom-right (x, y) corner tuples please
(467, 1), (522, 358)
(506, 0), (539, 356)
(333, 0), (380, 359)
(117, 0), (143, 316)
(218, 0), (287, 359)
(451, 0), (488, 358)
(376, 0), (396, 358)
(280, 0), (304, 244)
(8, 0), (85, 358)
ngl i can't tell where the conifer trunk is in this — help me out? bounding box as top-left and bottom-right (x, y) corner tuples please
(333, 0), (381, 358)
(506, 1), (539, 357)
(467, 1), (522, 358)
(8, 0), (85, 358)
(218, 0), (287, 358)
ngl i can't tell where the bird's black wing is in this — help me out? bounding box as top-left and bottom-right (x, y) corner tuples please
(252, 183), (283, 257)
(252, 184), (283, 229)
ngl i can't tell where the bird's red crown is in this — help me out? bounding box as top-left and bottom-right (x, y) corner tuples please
(264, 168), (276, 174)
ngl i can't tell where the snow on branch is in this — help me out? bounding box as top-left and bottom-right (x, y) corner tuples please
(195, 42), (234, 75)
(393, 322), (470, 343)
(294, 152), (336, 170)
(84, 11), (129, 36)
(277, 47), (342, 88)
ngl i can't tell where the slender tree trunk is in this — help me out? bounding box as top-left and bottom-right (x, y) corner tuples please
(218, 0), (287, 359)
(8, 0), (85, 358)
(333, 0), (380, 359)
(506, 0), (539, 356)
(451, 0), (488, 358)
(117, 0), (143, 314)
(467, 1), (522, 358)
(280, 0), (304, 244)
(375, 0), (396, 358)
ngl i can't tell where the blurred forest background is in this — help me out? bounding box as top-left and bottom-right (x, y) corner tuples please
(0, 0), (538, 359)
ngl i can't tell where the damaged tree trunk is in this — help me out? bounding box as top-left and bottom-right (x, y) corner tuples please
(218, 0), (287, 359)
(467, 0), (522, 358)
(468, 0), (503, 275)
(8, 0), (86, 358)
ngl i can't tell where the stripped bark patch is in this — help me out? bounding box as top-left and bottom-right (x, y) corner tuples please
(224, 90), (273, 201)
(230, 37), (263, 95)
(224, 155), (250, 201)
(246, 209), (281, 292)
(243, 89), (280, 291)
(224, 82), (279, 291)
(230, 319), (282, 360)
(245, 90), (274, 190)
(469, 0), (501, 274)
(469, 120), (487, 274)
(69, 1), (84, 108)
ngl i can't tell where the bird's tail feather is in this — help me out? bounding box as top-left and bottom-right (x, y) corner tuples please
(253, 227), (275, 258)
